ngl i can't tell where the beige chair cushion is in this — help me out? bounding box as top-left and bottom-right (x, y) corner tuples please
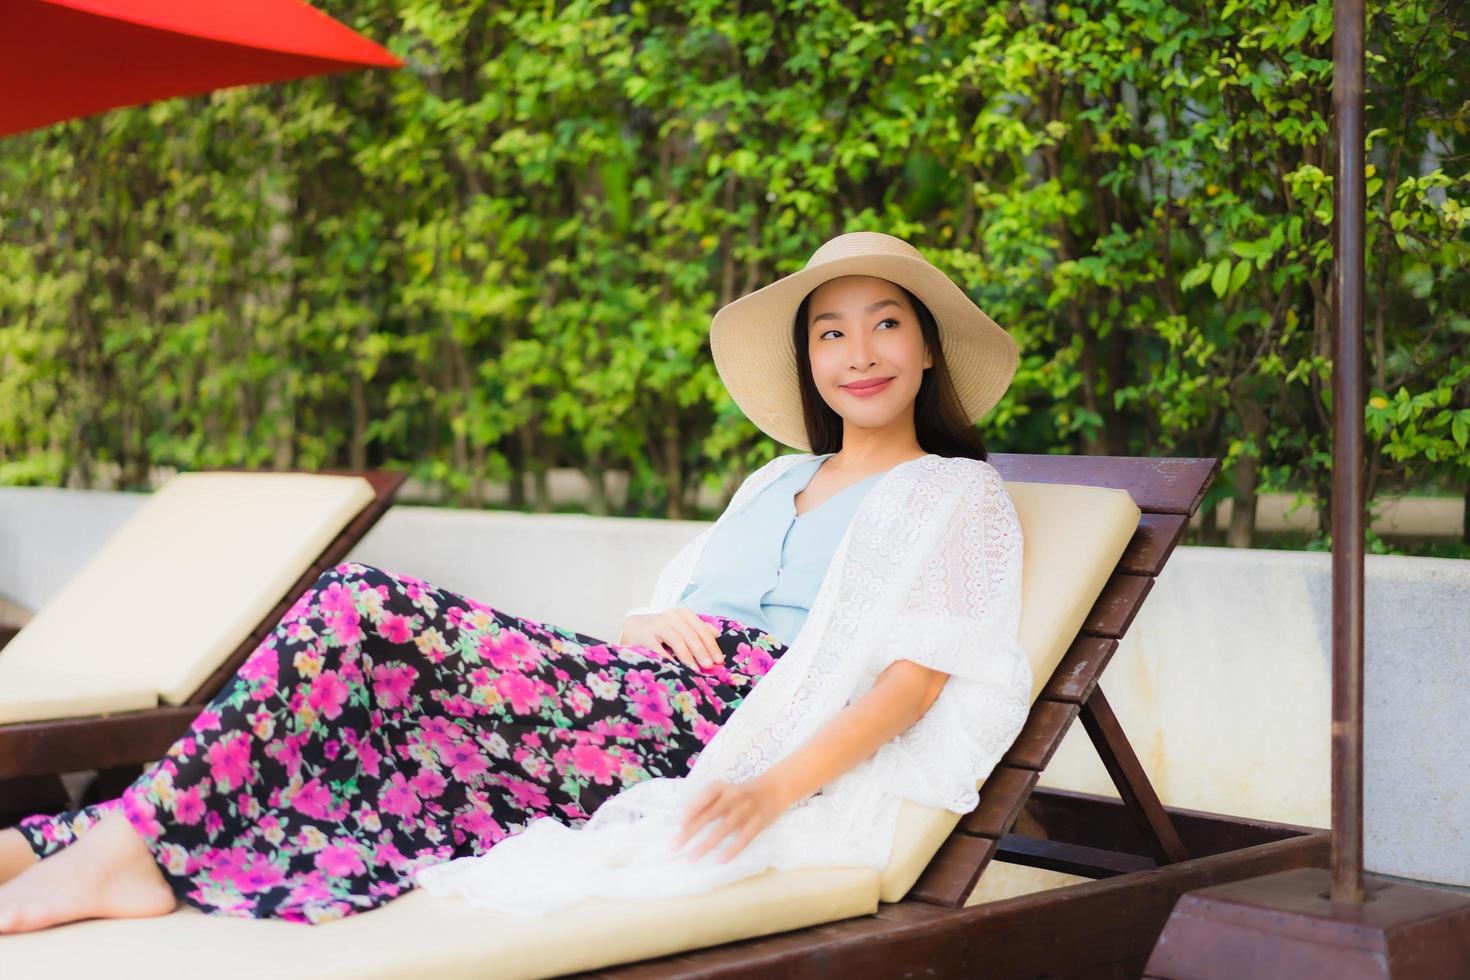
(877, 480), (1141, 902)
(0, 866), (880, 980)
(0, 472), (376, 725)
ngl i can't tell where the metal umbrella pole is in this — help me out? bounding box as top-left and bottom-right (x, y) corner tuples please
(1329, 0), (1366, 910)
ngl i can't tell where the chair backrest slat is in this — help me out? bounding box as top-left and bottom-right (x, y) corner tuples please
(1080, 572), (1154, 638)
(1000, 700), (1081, 771)
(1041, 635), (1120, 704)
(958, 765), (1041, 838)
(988, 453), (1218, 515)
(1119, 513), (1190, 575)
(906, 835), (999, 906)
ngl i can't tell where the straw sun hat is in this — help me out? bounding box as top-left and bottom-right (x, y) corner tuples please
(709, 231), (1018, 453)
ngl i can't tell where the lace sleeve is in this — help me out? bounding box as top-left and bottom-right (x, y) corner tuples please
(863, 460), (1032, 812)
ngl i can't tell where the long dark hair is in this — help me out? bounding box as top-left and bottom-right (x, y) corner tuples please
(791, 281), (988, 461)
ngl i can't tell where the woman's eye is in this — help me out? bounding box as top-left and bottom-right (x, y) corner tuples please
(818, 319), (899, 341)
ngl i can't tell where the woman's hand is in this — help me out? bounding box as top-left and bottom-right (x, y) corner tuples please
(619, 607), (725, 672)
(673, 775), (791, 863)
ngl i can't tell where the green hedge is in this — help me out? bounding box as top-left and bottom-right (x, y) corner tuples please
(1, 0), (1465, 543)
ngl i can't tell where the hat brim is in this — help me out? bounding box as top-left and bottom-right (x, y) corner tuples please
(710, 253), (1018, 452)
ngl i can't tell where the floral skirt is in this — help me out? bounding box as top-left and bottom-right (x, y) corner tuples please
(16, 561), (790, 924)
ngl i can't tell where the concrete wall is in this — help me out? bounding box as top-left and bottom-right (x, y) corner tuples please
(1, 487), (1466, 887)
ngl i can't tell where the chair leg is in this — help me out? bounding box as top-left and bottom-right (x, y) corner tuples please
(1080, 686), (1189, 865)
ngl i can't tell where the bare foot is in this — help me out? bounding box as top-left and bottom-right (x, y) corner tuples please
(0, 829), (38, 886)
(0, 811), (176, 933)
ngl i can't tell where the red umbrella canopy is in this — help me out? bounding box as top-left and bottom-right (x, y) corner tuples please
(1, 0), (402, 136)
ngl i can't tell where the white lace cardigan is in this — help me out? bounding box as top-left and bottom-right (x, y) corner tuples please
(415, 452), (1031, 914)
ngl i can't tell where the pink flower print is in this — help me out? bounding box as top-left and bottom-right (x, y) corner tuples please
(374, 839), (409, 870)
(172, 784), (206, 825)
(495, 671), (541, 714)
(339, 660), (364, 687)
(286, 876), (333, 908)
(581, 643), (614, 665)
(734, 641), (774, 677)
(570, 744), (619, 785)
(286, 587), (316, 622)
(371, 662), (417, 710)
(379, 771), (422, 819)
(443, 741), (488, 782)
(452, 804), (508, 848)
(440, 693), (483, 717)
(327, 608), (363, 646)
(352, 736), (383, 778)
(445, 606), (468, 631)
(317, 580), (358, 617)
(625, 674), (674, 734)
(268, 732), (307, 777)
(566, 684), (593, 717)
(120, 789), (163, 839)
(477, 631), (523, 672)
(307, 670), (350, 720)
(291, 778), (334, 820)
(167, 736), (198, 762)
(522, 731), (543, 749)
(238, 856), (287, 893)
(411, 768), (447, 799)
(192, 709), (221, 732)
(323, 739), (340, 762)
(558, 801), (592, 822)
(496, 774), (550, 813)
(204, 731), (253, 791)
(694, 717), (721, 744)
(204, 846), (252, 885)
(377, 612), (413, 644)
(239, 644), (280, 697)
(315, 841), (367, 878)
(204, 810), (224, 839)
(418, 716), (462, 755)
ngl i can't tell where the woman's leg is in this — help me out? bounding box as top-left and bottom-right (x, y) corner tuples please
(0, 828), (38, 885)
(3, 561), (443, 926)
(2, 562), (792, 929)
(0, 809), (174, 933)
(430, 608), (792, 847)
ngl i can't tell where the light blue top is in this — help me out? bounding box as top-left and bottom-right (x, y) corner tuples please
(676, 454), (886, 646)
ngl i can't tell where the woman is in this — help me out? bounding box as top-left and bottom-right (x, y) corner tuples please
(0, 230), (1026, 931)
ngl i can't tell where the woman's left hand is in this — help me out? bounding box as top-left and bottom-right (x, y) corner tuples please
(673, 776), (790, 864)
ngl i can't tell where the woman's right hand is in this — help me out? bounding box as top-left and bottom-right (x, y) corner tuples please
(619, 608), (725, 672)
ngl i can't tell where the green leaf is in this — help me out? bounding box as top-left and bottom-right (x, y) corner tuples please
(1229, 259), (1251, 294)
(1211, 259), (1233, 299)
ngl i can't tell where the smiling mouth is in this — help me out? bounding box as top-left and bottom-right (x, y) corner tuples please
(842, 377), (894, 391)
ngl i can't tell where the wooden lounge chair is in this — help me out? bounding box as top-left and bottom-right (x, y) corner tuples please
(0, 468), (405, 823)
(0, 454), (1328, 979)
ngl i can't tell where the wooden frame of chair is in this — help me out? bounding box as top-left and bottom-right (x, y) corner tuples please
(576, 453), (1330, 979)
(0, 468), (406, 821)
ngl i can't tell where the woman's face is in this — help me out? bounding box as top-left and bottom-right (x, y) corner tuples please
(804, 275), (932, 436)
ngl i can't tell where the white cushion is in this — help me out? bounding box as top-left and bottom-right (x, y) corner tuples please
(0, 866), (880, 980)
(0, 472), (375, 724)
